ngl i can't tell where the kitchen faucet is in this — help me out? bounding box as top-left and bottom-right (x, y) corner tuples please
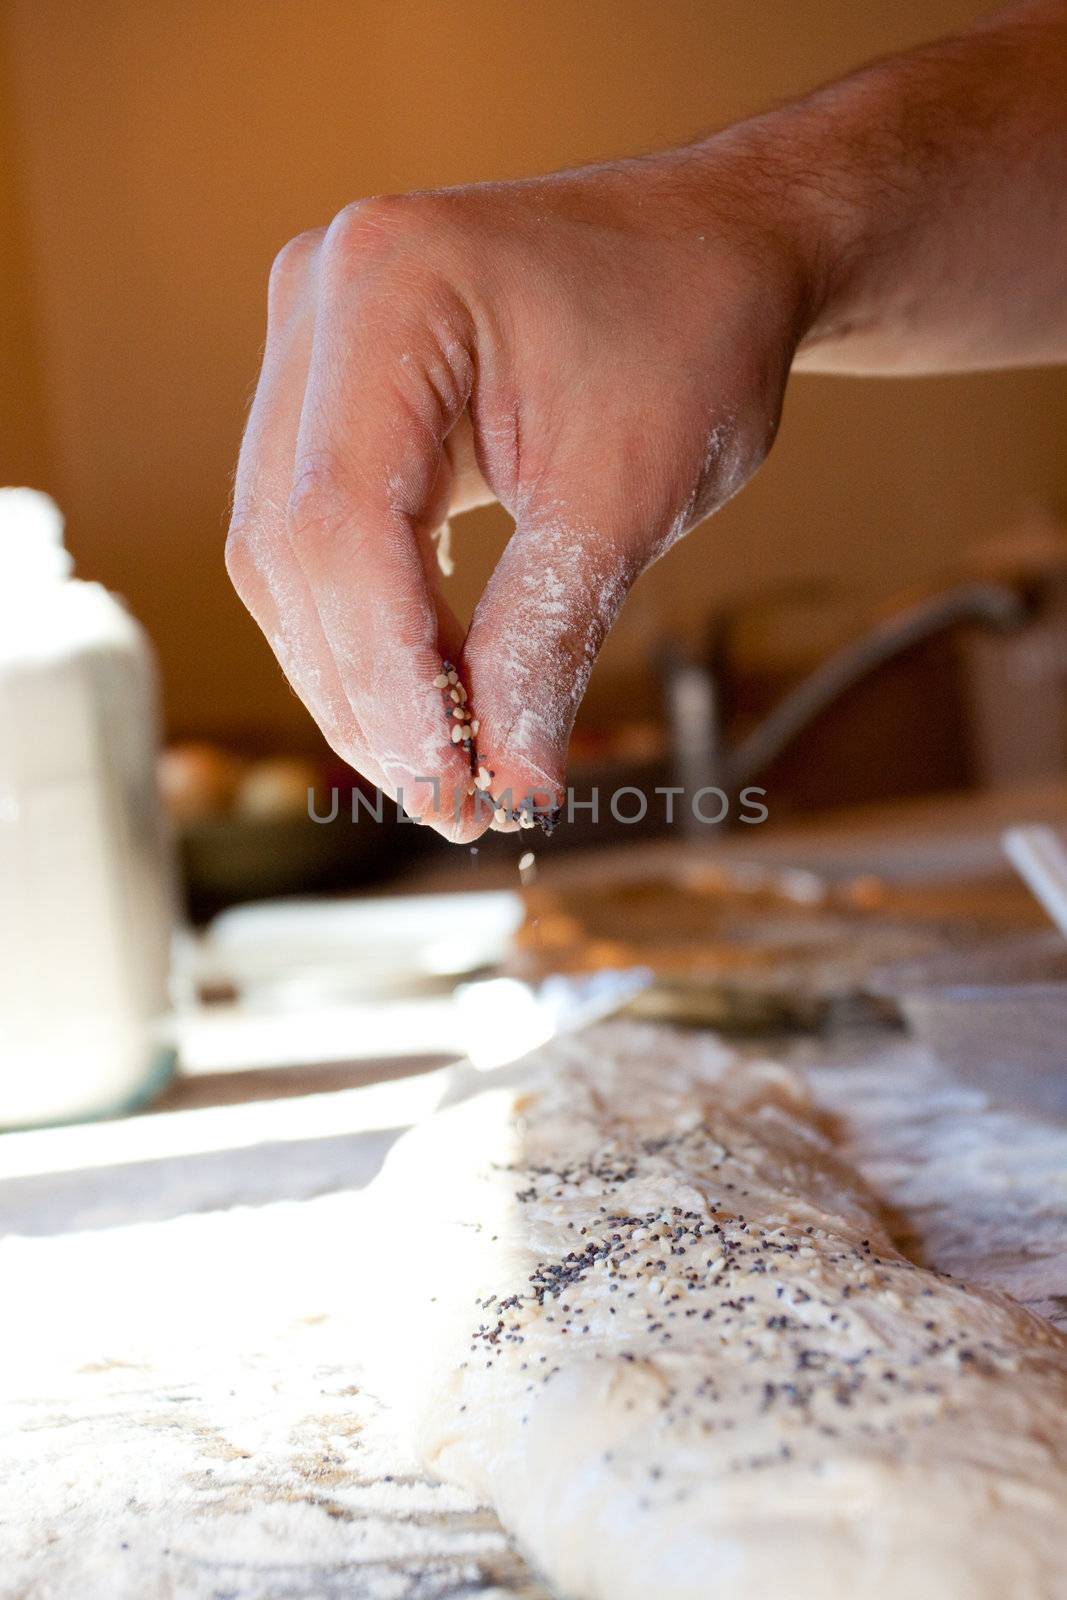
(662, 580), (1029, 827)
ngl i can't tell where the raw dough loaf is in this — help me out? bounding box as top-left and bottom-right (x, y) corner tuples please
(360, 1022), (1067, 1599)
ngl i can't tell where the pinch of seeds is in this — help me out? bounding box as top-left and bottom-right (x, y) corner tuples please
(433, 657), (498, 797)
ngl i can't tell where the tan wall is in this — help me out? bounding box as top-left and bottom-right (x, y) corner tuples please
(0, 30), (48, 488)
(2, 0), (1065, 748)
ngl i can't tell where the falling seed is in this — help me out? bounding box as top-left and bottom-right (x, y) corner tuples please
(433, 673), (449, 689)
(450, 687), (461, 703)
(457, 685), (468, 703)
(452, 707), (466, 719)
(518, 851), (535, 872)
(451, 726), (463, 743)
(471, 719), (480, 735)
(475, 768), (492, 790)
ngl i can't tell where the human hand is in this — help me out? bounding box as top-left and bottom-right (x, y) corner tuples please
(226, 144), (815, 838)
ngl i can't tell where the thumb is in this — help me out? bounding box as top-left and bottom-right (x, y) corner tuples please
(460, 502), (642, 833)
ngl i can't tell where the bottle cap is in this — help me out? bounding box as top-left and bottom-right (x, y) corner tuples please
(0, 488), (74, 584)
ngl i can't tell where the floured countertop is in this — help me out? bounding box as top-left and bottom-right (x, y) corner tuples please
(3, 1022), (1067, 1600)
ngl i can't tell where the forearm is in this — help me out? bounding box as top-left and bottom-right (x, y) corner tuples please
(714, 1), (1067, 374)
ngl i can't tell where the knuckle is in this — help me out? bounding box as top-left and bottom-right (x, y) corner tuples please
(323, 191), (452, 280)
(267, 228), (323, 310)
(326, 193), (411, 256)
(224, 516), (258, 593)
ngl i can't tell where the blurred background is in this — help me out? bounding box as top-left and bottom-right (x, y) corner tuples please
(3, 0), (1067, 912)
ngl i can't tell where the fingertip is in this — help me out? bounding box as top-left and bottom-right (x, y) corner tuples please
(468, 745), (566, 837)
(380, 650), (568, 845)
(434, 804), (490, 846)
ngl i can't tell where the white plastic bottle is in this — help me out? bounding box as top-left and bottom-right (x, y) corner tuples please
(0, 489), (175, 1126)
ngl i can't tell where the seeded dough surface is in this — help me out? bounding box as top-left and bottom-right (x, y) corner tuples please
(361, 1022), (1067, 1600)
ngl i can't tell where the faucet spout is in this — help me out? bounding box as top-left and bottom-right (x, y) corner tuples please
(723, 580), (1027, 794)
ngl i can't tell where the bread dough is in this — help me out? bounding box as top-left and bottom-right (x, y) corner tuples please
(359, 1022), (1067, 1599)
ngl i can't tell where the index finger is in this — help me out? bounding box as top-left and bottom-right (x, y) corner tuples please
(286, 206), (483, 836)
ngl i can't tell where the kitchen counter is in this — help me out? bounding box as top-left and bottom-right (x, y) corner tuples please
(5, 784), (1067, 1597)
